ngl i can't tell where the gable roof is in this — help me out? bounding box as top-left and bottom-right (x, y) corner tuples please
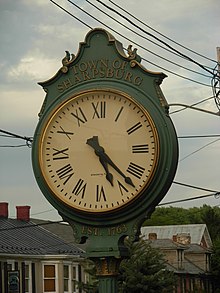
(0, 218), (84, 257)
(30, 218), (76, 244)
(141, 224), (212, 248)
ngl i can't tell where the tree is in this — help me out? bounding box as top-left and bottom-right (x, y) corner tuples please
(78, 237), (176, 293)
(77, 259), (98, 293)
(118, 237), (176, 293)
(210, 238), (220, 292)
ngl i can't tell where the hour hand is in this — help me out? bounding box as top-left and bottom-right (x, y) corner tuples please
(86, 136), (114, 186)
(86, 136), (103, 153)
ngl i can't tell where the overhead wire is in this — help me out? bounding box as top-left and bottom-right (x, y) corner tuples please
(178, 138), (220, 162)
(108, 0), (217, 64)
(0, 129), (32, 148)
(0, 144), (27, 148)
(178, 134), (220, 139)
(169, 96), (214, 115)
(0, 220), (64, 232)
(173, 181), (219, 194)
(50, 0), (92, 29)
(158, 193), (218, 206)
(95, 0), (216, 76)
(51, 0), (215, 88)
(84, 0), (210, 79)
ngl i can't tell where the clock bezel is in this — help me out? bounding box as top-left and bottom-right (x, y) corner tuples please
(32, 86), (178, 225)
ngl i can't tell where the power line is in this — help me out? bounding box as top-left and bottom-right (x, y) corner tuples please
(85, 0), (210, 79)
(68, 0), (214, 85)
(173, 181), (219, 194)
(0, 220), (64, 232)
(108, 0), (217, 64)
(0, 129), (32, 148)
(158, 192), (218, 206)
(0, 129), (32, 143)
(50, 0), (214, 88)
(50, 0), (92, 29)
(95, 0), (216, 76)
(0, 144), (27, 148)
(178, 138), (220, 162)
(31, 209), (55, 216)
(169, 96), (214, 115)
(178, 134), (220, 139)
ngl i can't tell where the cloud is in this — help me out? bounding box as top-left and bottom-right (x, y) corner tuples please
(7, 50), (59, 82)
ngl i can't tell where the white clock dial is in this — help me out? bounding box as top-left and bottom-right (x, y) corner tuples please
(39, 89), (159, 213)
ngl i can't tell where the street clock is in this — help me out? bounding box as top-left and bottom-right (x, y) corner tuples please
(32, 28), (178, 257)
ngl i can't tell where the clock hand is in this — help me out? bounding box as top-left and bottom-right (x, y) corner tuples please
(101, 152), (135, 187)
(99, 156), (114, 186)
(86, 136), (113, 186)
(86, 136), (135, 187)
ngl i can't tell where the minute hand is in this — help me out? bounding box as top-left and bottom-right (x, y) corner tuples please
(101, 152), (135, 187)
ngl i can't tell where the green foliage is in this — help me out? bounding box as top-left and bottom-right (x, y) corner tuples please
(118, 237), (176, 293)
(76, 259), (98, 293)
(211, 237), (220, 290)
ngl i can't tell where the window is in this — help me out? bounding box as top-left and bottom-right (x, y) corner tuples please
(43, 264), (56, 292)
(63, 264), (79, 293)
(7, 260), (14, 271)
(72, 265), (78, 293)
(63, 265), (69, 292)
(25, 263), (31, 293)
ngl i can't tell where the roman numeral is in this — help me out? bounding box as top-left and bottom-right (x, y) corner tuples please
(72, 179), (87, 199)
(96, 185), (107, 202)
(115, 106), (124, 122)
(127, 162), (145, 179)
(127, 122), (142, 135)
(52, 147), (69, 160)
(132, 144), (149, 153)
(57, 126), (74, 140)
(71, 107), (87, 126)
(117, 181), (129, 196)
(56, 164), (74, 185)
(92, 101), (106, 118)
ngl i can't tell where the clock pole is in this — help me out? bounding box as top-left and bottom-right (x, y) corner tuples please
(92, 256), (121, 293)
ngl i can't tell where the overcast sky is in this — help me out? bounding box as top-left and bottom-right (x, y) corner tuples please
(0, 0), (219, 221)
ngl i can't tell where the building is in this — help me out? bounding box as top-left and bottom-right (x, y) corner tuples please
(141, 224), (213, 292)
(0, 202), (85, 293)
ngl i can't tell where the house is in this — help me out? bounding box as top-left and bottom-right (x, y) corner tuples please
(0, 202), (85, 293)
(141, 224), (213, 293)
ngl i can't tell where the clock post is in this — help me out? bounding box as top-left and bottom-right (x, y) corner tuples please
(32, 28), (178, 292)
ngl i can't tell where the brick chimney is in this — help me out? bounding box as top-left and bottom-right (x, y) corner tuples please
(148, 233), (157, 240)
(173, 235), (177, 242)
(0, 202), (8, 218)
(16, 205), (30, 221)
(177, 233), (191, 245)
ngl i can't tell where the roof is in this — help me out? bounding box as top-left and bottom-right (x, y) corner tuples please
(30, 218), (76, 244)
(0, 218), (84, 257)
(141, 224), (212, 248)
(31, 218), (87, 251)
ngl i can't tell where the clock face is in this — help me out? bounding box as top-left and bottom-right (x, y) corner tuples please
(38, 89), (159, 213)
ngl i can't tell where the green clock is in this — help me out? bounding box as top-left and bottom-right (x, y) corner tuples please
(35, 88), (160, 214)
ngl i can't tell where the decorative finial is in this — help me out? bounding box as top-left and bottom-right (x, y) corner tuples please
(127, 45), (141, 63)
(61, 50), (75, 73)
